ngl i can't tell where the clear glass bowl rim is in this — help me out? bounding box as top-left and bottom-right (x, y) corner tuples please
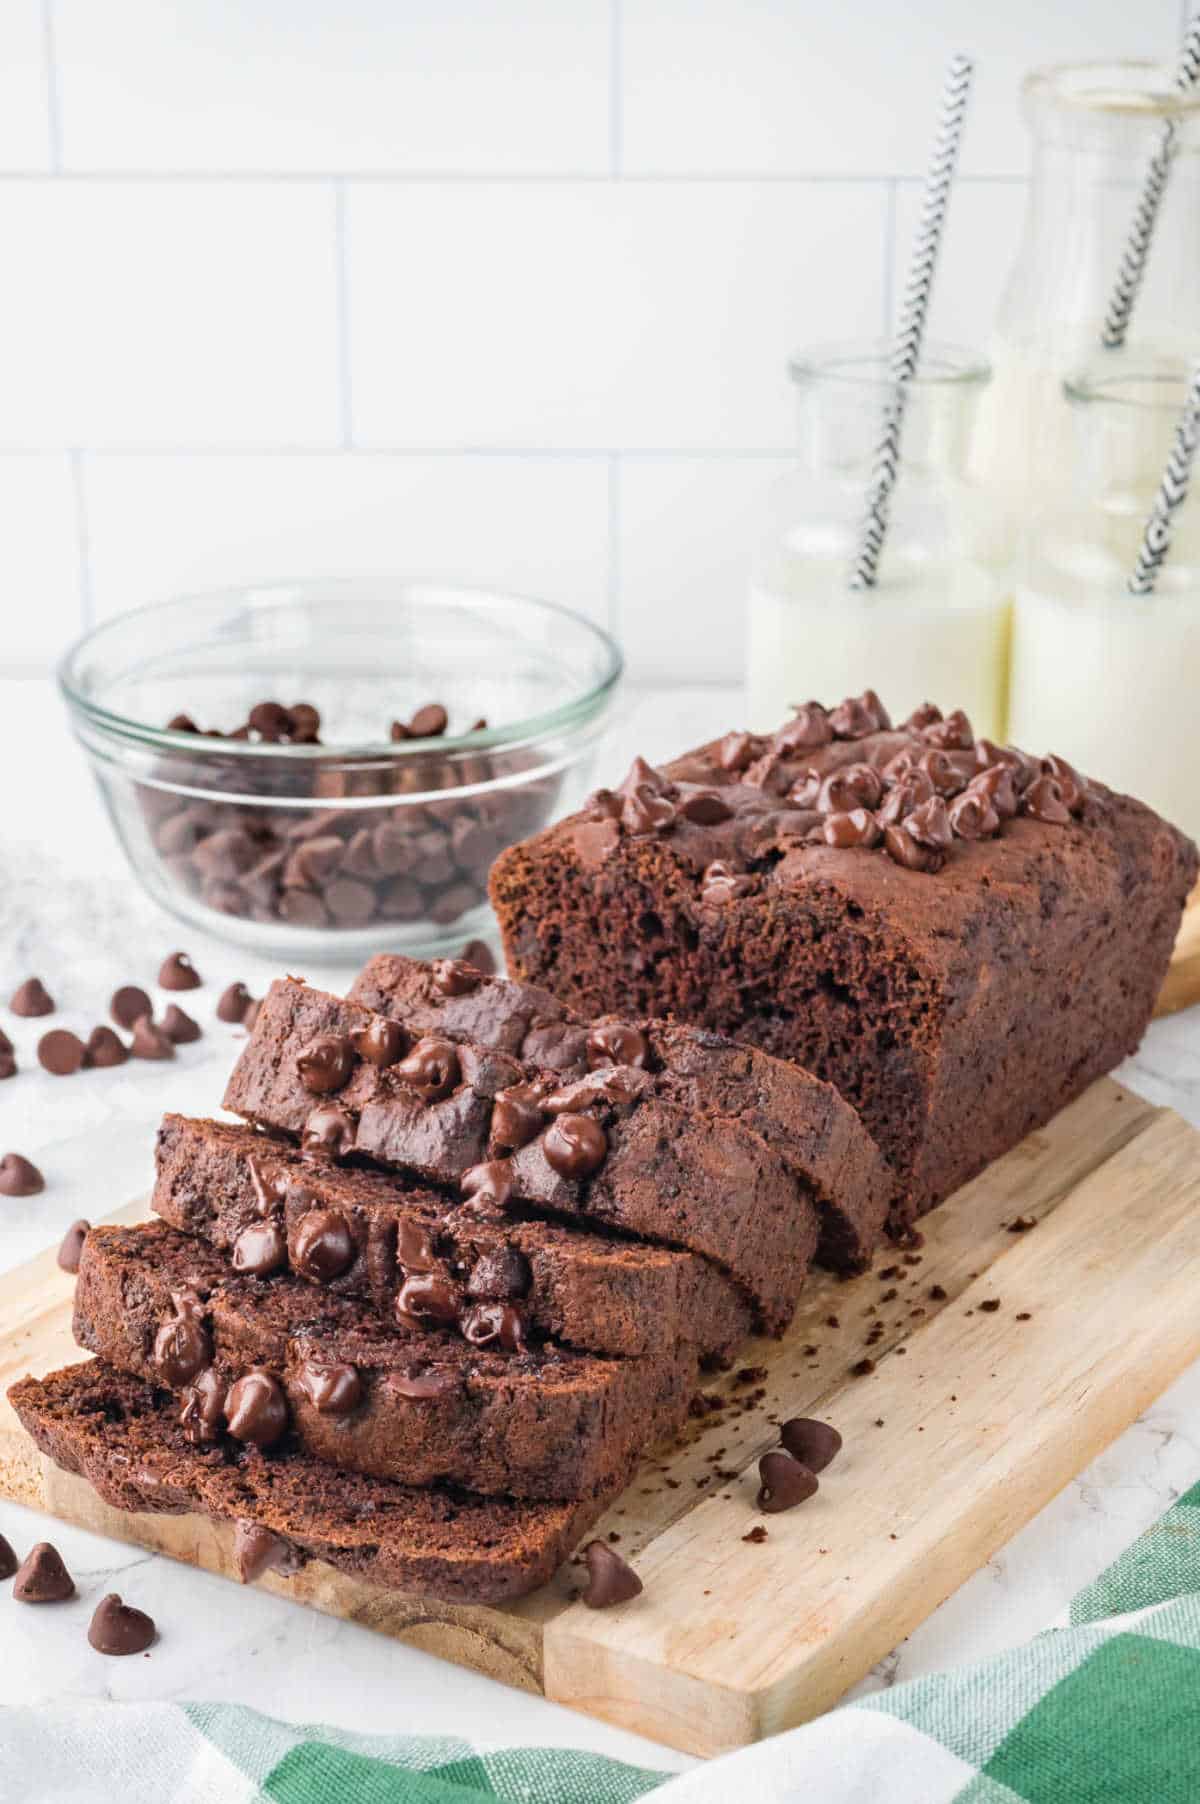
(57, 578), (625, 764)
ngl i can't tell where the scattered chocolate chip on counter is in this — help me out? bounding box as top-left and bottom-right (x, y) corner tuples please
(88, 1593), (156, 1655)
(129, 1016), (175, 1061)
(159, 950), (202, 990)
(13, 1541), (75, 1602)
(37, 1029), (86, 1077)
(779, 1418), (842, 1473)
(217, 982), (254, 1024)
(581, 1540), (643, 1608)
(85, 1025), (128, 1068)
(741, 1525), (769, 1545)
(9, 978), (53, 1018)
(57, 1220), (90, 1274)
(1016, 1311), (1033, 1322)
(0, 1534), (16, 1579)
(110, 985), (152, 1030)
(757, 1449), (819, 1513)
(0, 1153), (44, 1197)
(0, 1051), (15, 1081)
(160, 1004), (201, 1045)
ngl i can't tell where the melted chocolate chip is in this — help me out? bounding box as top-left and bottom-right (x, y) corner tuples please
(620, 784), (676, 836)
(297, 1358), (363, 1415)
(876, 770), (935, 828)
(390, 1365), (461, 1399)
(883, 823), (944, 873)
(1022, 774), (1072, 825)
(917, 748), (969, 798)
(0, 1152), (45, 1196)
(818, 762), (884, 813)
(1042, 754), (1087, 815)
(110, 985), (152, 1030)
(235, 1521), (298, 1585)
(904, 795), (953, 849)
(351, 1016), (407, 1068)
(159, 950), (201, 990)
(224, 1370), (289, 1447)
(716, 731), (767, 774)
(757, 1449), (819, 1513)
(296, 1034), (356, 1095)
(88, 1593), (156, 1655)
(466, 1244), (532, 1300)
(699, 859), (752, 906)
(922, 707), (974, 750)
(292, 1208), (354, 1281)
(56, 1219), (89, 1272)
(829, 688), (891, 738)
(543, 1112), (607, 1180)
(301, 1106), (357, 1161)
(947, 789), (1000, 840)
(179, 1368), (227, 1444)
(432, 958), (483, 996)
(586, 1022), (649, 1071)
(903, 702), (942, 732)
(779, 1417), (842, 1472)
(581, 1540), (643, 1608)
(490, 1085), (546, 1156)
(460, 1300), (528, 1351)
(233, 1220), (288, 1278)
(971, 762), (1020, 820)
(677, 789), (734, 825)
(773, 703), (832, 752)
(822, 808), (881, 849)
(396, 1217), (438, 1273)
(460, 1159), (514, 1211)
(13, 1542), (75, 1602)
(153, 1306), (213, 1385)
(395, 1273), (459, 1328)
(396, 1036), (460, 1102)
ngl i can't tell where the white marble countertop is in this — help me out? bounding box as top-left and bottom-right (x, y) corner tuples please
(1, 674), (1198, 1783)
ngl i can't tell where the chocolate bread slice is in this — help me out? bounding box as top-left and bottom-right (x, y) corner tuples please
(74, 1222), (694, 1501)
(154, 1115), (753, 1361)
(350, 954), (892, 1272)
(9, 1361), (611, 1604)
(223, 978), (820, 1330)
(489, 696), (1199, 1229)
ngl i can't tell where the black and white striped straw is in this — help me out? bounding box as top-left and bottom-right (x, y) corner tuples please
(850, 54), (974, 590)
(1102, 17), (1200, 351)
(1128, 359), (1200, 595)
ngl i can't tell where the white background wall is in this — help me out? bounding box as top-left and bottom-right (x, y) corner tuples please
(1, 0), (1191, 680)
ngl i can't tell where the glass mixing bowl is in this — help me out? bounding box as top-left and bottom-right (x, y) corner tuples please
(59, 579), (622, 961)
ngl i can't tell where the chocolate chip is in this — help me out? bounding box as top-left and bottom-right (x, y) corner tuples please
(1042, 754), (1087, 815)
(823, 808), (881, 849)
(829, 688), (891, 738)
(716, 730), (767, 774)
(0, 1051), (15, 1081)
(0, 1153), (44, 1197)
(13, 1542), (75, 1602)
(233, 1220), (288, 1278)
(216, 982), (253, 1023)
(158, 950), (202, 990)
(88, 1593), (156, 1655)
(37, 1029), (86, 1076)
(460, 1160), (514, 1211)
(779, 1417), (842, 1473)
(85, 1025), (128, 1067)
(279, 889), (329, 929)
(160, 1004), (201, 1045)
(350, 1017), (407, 1068)
(389, 1364), (461, 1399)
(289, 701), (321, 742)
(677, 789), (734, 825)
(455, 939), (496, 975)
(699, 859), (753, 906)
(224, 1370), (289, 1447)
(395, 1273), (459, 1328)
(297, 1034), (356, 1095)
(543, 1112), (607, 1180)
(431, 958), (483, 996)
(757, 1449), (819, 1513)
(0, 1534), (16, 1579)
(923, 708), (974, 750)
(396, 1036), (460, 1103)
(947, 789), (1000, 841)
(166, 712), (199, 732)
(324, 877), (376, 926)
(180, 1368), (226, 1444)
(904, 702), (942, 731)
(297, 1358), (363, 1415)
(773, 703), (832, 752)
(301, 1106), (356, 1161)
(110, 985), (152, 1030)
(193, 828), (257, 881)
(621, 784), (676, 837)
(581, 1541), (643, 1609)
(585, 1022), (649, 1071)
(247, 699), (293, 740)
(1022, 774), (1072, 825)
(129, 1016), (175, 1060)
(460, 1300), (527, 1351)
(153, 1303), (212, 1385)
(10, 978), (53, 1017)
(882, 823), (943, 873)
(490, 1086), (546, 1155)
(292, 1208), (354, 1281)
(467, 1245), (532, 1300)
(971, 762), (1020, 820)
(235, 1521), (298, 1584)
(56, 1219), (90, 1273)
(396, 1218), (437, 1273)
(819, 763), (884, 813)
(409, 703), (449, 738)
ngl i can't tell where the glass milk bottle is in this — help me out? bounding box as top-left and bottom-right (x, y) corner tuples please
(1008, 355), (1200, 840)
(747, 340), (1008, 738)
(971, 60), (1200, 541)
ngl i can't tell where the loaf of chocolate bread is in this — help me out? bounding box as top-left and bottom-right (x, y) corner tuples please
(74, 1222), (695, 1501)
(154, 1115), (753, 1361)
(489, 698), (1199, 1229)
(9, 1361), (612, 1603)
(349, 953), (892, 1273)
(222, 978), (824, 1329)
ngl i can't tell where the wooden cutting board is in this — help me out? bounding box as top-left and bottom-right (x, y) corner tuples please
(0, 902), (1196, 1758)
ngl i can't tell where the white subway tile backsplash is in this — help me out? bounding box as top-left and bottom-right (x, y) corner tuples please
(618, 457), (787, 683)
(0, 183), (340, 450)
(0, 4), (52, 171)
(891, 179), (1027, 349)
(52, 0), (609, 174)
(82, 454), (610, 629)
(347, 182), (887, 452)
(621, 0), (1184, 178)
(0, 458), (84, 668)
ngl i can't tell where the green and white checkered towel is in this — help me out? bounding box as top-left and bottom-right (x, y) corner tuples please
(6, 1479), (1200, 1803)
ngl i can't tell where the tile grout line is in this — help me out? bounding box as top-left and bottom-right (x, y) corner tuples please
(0, 169), (1031, 187)
(607, 454), (622, 640)
(609, 0), (624, 178)
(39, 0), (63, 173)
(332, 179), (355, 450)
(68, 450), (94, 632)
(0, 445), (796, 460)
